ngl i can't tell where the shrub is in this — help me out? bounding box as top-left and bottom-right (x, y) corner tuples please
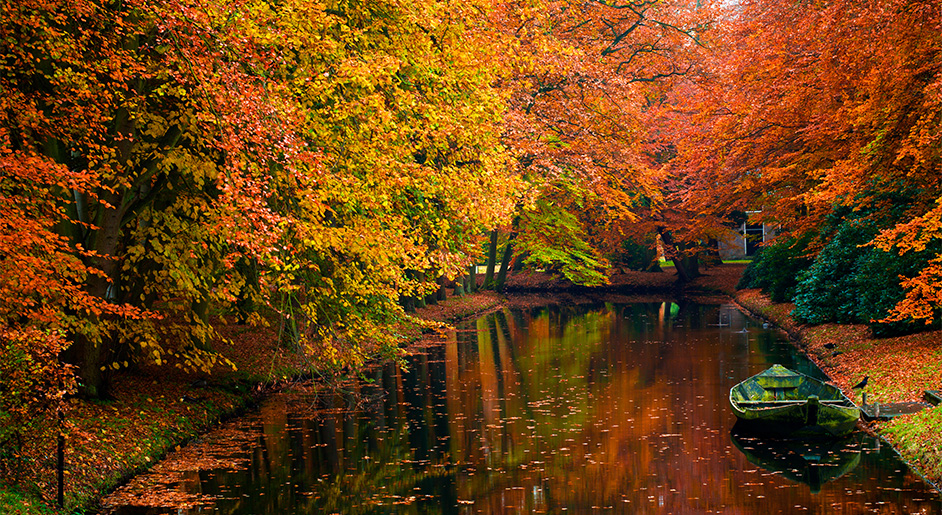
(737, 234), (813, 303)
(856, 242), (942, 336)
(0, 328), (75, 454)
(791, 219), (876, 324)
(790, 216), (941, 335)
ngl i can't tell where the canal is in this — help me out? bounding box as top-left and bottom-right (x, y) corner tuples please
(104, 301), (941, 513)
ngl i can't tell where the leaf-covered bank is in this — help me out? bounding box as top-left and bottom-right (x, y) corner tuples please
(0, 291), (502, 515)
(735, 288), (942, 490)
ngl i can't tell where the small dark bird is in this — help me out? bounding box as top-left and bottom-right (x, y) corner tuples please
(852, 376), (869, 389)
(831, 351), (843, 357)
(823, 343), (837, 350)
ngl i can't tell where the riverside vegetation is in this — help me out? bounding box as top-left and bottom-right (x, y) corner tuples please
(2, 0), (941, 511)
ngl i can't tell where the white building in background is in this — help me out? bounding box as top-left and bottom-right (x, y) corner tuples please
(719, 212), (776, 260)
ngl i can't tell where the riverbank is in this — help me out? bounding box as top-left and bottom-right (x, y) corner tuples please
(0, 292), (504, 514)
(733, 288), (942, 489)
(6, 263), (940, 512)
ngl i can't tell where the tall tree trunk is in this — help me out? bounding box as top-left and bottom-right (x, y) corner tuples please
(415, 271), (427, 308)
(436, 275), (447, 301)
(70, 188), (125, 398)
(236, 257), (260, 323)
(657, 227), (695, 283)
(681, 254), (700, 278)
(483, 230), (498, 290)
(400, 270), (417, 313)
(495, 235), (515, 292)
(468, 264), (477, 293)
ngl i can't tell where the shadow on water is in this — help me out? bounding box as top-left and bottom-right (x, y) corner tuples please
(103, 302), (942, 514)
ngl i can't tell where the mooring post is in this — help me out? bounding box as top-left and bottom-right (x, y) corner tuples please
(57, 409), (64, 508)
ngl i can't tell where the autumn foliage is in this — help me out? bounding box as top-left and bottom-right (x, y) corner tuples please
(663, 0), (942, 325)
(0, 0), (519, 411)
(3, 0), (942, 507)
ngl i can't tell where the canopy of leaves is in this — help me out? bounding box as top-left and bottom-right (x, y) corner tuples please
(664, 0), (942, 322)
(490, 0), (716, 275)
(515, 198), (610, 286)
(0, 0), (520, 397)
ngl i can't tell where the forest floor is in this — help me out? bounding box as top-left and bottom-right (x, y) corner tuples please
(3, 262), (942, 512)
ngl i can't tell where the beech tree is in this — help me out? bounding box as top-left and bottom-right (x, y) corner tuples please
(0, 0), (520, 398)
(663, 0), (942, 318)
(249, 0), (520, 364)
(0, 0), (282, 397)
(490, 0), (716, 283)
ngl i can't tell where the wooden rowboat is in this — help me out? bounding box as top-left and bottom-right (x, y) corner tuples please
(729, 364), (860, 437)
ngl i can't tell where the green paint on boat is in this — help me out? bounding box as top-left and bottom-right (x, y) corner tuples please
(730, 364), (860, 437)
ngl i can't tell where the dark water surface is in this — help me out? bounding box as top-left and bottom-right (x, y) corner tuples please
(106, 302), (941, 514)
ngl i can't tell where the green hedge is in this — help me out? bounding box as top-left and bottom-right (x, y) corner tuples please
(737, 234), (813, 303)
(791, 215), (940, 336)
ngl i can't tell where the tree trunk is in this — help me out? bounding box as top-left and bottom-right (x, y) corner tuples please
(424, 272), (439, 306)
(495, 236), (515, 292)
(657, 227), (696, 283)
(436, 275), (447, 301)
(416, 271), (427, 308)
(400, 270), (417, 313)
(468, 264), (477, 293)
(70, 187), (125, 398)
(236, 257), (260, 323)
(483, 230), (498, 290)
(681, 254), (700, 278)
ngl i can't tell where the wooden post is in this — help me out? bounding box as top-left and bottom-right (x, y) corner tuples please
(57, 410), (65, 508)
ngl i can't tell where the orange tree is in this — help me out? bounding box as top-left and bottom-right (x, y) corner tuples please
(487, 0), (716, 284)
(0, 0), (282, 398)
(663, 0), (942, 318)
(0, 0), (520, 401)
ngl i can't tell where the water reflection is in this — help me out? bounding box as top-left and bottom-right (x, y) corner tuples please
(105, 302), (941, 514)
(730, 429), (863, 493)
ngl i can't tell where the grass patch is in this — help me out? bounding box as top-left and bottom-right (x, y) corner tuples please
(0, 488), (58, 515)
(881, 407), (942, 482)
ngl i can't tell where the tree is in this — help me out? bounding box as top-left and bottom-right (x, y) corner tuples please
(663, 0), (942, 310)
(1, 0), (526, 396)
(489, 0), (716, 283)
(246, 0), (521, 365)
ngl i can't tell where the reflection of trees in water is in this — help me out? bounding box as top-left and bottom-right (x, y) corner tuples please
(109, 303), (942, 515)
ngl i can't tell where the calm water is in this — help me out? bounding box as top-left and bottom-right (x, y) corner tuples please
(106, 302), (941, 514)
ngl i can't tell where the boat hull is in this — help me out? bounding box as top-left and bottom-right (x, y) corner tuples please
(730, 400), (860, 437)
(730, 365), (860, 437)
